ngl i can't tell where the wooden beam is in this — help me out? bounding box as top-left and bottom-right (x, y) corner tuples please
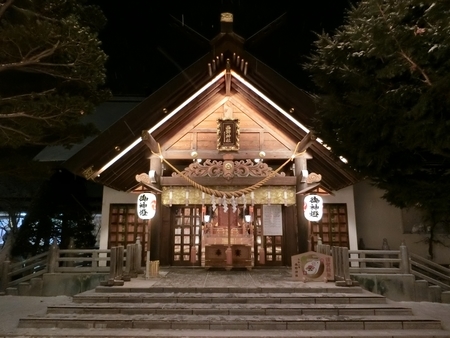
(296, 132), (316, 154)
(141, 131), (160, 154)
(225, 59), (231, 95)
(161, 176), (296, 186)
(160, 150), (303, 160)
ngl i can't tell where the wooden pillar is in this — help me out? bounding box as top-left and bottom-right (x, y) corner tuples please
(1, 257), (10, 292)
(149, 156), (162, 261)
(47, 239), (59, 273)
(295, 157), (310, 253)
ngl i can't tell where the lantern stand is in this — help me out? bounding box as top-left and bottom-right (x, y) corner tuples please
(135, 192), (156, 279)
(145, 219), (151, 279)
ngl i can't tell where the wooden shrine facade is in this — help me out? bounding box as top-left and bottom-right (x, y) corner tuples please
(59, 13), (360, 269)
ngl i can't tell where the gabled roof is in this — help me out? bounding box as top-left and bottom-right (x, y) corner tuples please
(56, 13), (359, 193)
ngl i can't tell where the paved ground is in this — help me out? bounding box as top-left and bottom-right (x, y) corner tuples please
(1, 267), (450, 335)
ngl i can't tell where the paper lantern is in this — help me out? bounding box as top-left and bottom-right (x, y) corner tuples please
(303, 195), (323, 222)
(137, 193), (156, 219)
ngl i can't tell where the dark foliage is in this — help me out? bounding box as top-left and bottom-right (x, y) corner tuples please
(12, 169), (97, 257)
(305, 0), (450, 257)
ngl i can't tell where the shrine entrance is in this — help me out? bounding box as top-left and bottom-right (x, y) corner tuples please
(170, 205), (284, 268)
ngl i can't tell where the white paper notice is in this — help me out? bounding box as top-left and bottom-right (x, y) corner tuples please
(262, 205), (283, 236)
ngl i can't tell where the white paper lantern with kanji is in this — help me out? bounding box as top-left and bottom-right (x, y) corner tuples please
(137, 193), (156, 219)
(303, 195), (323, 222)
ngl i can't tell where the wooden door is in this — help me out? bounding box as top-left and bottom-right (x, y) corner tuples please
(108, 204), (147, 262)
(311, 203), (349, 249)
(172, 207), (202, 265)
(253, 206), (283, 266)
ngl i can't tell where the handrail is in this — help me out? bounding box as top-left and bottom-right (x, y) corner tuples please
(53, 248), (115, 273)
(410, 253), (450, 291)
(2, 252), (49, 290)
(1, 240), (144, 292)
(347, 248), (409, 274)
(329, 244), (411, 287)
(328, 245), (449, 292)
(1, 248), (111, 292)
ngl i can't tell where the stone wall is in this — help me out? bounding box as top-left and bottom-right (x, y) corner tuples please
(351, 274), (416, 301)
(41, 273), (108, 296)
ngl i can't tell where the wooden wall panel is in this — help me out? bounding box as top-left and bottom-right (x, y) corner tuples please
(239, 133), (261, 150)
(238, 115), (262, 129)
(263, 133), (290, 151)
(168, 134), (192, 150)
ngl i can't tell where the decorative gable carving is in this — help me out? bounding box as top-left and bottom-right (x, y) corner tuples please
(173, 159), (285, 180)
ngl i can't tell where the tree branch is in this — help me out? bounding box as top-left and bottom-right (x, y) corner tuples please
(0, 42), (60, 72)
(0, 111), (66, 120)
(10, 4), (60, 23)
(0, 0), (14, 19)
(1, 88), (56, 101)
(398, 50), (433, 86)
(0, 124), (32, 140)
(377, 2), (433, 86)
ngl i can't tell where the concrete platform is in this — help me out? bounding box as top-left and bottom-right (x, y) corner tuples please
(1, 267), (450, 338)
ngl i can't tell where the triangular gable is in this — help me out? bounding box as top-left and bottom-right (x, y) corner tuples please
(296, 183), (335, 196)
(163, 99), (295, 157)
(58, 14), (359, 193)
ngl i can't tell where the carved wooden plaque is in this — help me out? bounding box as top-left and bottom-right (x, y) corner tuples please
(217, 119), (239, 151)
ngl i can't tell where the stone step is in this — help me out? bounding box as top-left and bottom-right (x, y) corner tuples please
(5, 328), (450, 338)
(73, 291), (387, 305)
(18, 313), (442, 331)
(46, 302), (414, 316)
(93, 286), (365, 294)
(8, 281), (449, 338)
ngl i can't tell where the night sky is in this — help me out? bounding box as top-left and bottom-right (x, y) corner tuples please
(88, 0), (356, 96)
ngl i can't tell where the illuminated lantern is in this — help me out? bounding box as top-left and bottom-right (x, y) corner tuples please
(137, 193), (156, 219)
(303, 195), (323, 222)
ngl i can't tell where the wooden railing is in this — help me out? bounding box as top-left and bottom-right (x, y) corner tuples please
(318, 244), (407, 285)
(330, 243), (450, 292)
(332, 244), (410, 284)
(332, 246), (353, 285)
(410, 253), (450, 291)
(348, 246), (410, 274)
(1, 252), (49, 292)
(1, 239), (143, 292)
(50, 249), (111, 273)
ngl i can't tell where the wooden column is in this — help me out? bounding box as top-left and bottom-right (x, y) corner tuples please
(295, 157), (310, 253)
(149, 155), (162, 261)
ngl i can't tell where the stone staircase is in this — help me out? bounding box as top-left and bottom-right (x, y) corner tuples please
(8, 284), (450, 337)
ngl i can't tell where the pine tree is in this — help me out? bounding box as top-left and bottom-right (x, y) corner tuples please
(305, 0), (450, 258)
(0, 0), (110, 148)
(12, 169), (98, 257)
